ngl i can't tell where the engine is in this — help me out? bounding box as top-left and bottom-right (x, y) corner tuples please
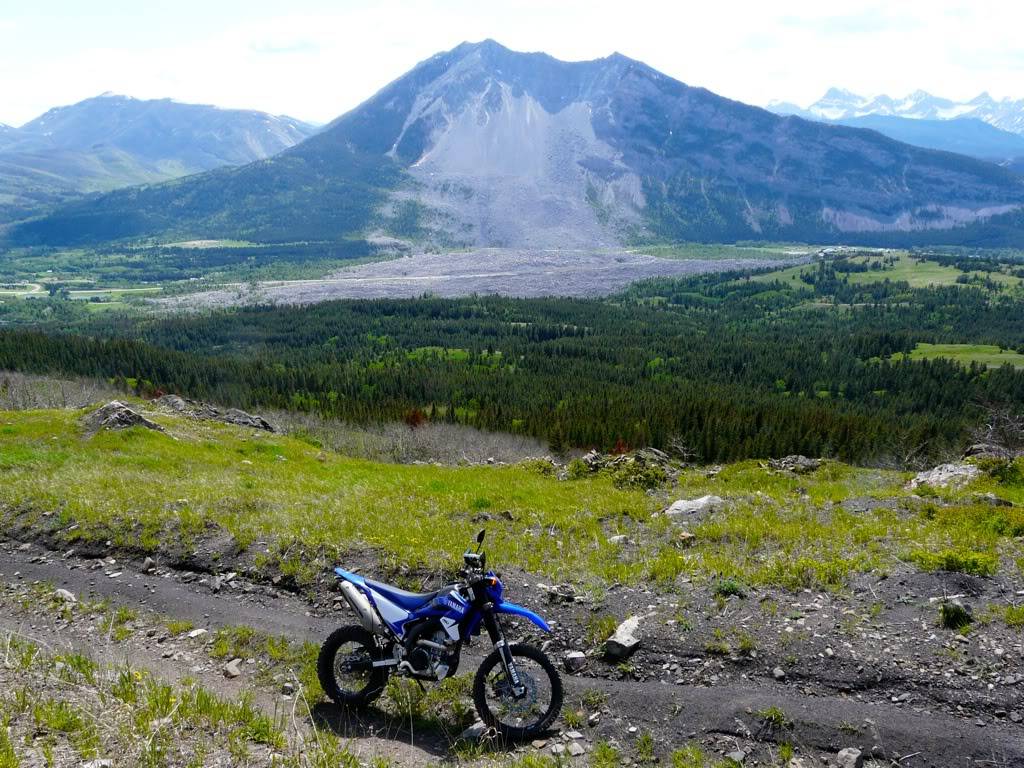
(403, 620), (460, 680)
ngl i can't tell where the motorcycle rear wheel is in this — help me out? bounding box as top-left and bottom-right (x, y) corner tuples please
(317, 625), (390, 706)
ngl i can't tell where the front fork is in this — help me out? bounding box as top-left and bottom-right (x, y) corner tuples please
(482, 606), (526, 697)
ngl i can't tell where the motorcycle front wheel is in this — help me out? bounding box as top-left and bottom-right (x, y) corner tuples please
(472, 643), (563, 740)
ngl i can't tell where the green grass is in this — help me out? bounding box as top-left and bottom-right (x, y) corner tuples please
(751, 251), (1024, 294)
(1001, 605), (1024, 629)
(2, 406), (1023, 594)
(845, 254), (963, 288)
(638, 242), (811, 262)
(406, 346), (472, 362)
(0, 405), (658, 585)
(894, 343), (1024, 370)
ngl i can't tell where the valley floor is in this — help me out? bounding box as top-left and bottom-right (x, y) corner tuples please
(163, 248), (802, 306)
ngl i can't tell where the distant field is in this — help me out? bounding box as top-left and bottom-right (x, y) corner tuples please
(752, 251), (1024, 292)
(845, 254), (962, 287)
(895, 342), (1024, 369)
(638, 242), (814, 261)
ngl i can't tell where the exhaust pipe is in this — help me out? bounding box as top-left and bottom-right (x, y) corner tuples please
(338, 580), (385, 635)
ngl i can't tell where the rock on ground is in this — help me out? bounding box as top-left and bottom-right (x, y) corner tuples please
(836, 748), (864, 768)
(224, 658), (243, 678)
(604, 615), (643, 660)
(963, 442), (1012, 460)
(664, 495), (724, 519)
(563, 651), (587, 672)
(82, 401), (165, 435)
(906, 462), (981, 490)
(155, 394), (275, 432)
(768, 455), (822, 473)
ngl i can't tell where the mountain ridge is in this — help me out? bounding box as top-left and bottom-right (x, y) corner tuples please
(0, 94), (317, 222)
(9, 41), (1024, 248)
(769, 88), (1024, 134)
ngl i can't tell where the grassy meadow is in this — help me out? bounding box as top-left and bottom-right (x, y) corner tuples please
(2, 403), (1022, 593)
(894, 342), (1024, 369)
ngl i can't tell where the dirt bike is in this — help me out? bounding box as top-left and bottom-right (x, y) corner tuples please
(318, 530), (562, 740)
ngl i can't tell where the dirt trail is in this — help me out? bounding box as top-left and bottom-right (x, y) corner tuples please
(2, 542), (1022, 767)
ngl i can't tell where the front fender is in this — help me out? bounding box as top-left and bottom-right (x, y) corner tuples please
(495, 601), (552, 632)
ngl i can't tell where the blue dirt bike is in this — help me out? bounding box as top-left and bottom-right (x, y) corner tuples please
(318, 530), (563, 740)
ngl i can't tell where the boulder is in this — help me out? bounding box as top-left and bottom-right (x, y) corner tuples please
(155, 394), (274, 432)
(768, 455), (822, 473)
(836, 748), (864, 768)
(663, 495), (724, 519)
(83, 401), (164, 435)
(224, 658), (243, 678)
(963, 442), (1011, 460)
(971, 492), (1013, 507)
(53, 588), (76, 603)
(539, 583), (577, 603)
(907, 463), (981, 490)
(604, 615), (642, 660)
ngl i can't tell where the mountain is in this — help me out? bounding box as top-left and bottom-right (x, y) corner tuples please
(0, 123), (18, 149)
(16, 93), (313, 169)
(833, 116), (1024, 161)
(770, 89), (1024, 135)
(0, 94), (316, 221)
(10, 41), (1024, 248)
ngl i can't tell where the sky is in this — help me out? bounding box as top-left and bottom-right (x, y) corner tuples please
(2, 0), (1024, 126)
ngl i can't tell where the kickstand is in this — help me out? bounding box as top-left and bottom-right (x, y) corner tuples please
(415, 679), (427, 693)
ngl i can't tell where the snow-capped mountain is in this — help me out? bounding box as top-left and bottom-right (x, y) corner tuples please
(769, 89), (1024, 135)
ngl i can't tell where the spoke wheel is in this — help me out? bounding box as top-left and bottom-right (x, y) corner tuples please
(317, 625), (389, 706)
(472, 643), (562, 741)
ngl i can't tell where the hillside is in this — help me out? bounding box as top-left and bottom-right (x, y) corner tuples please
(9, 41), (1024, 249)
(834, 116), (1024, 162)
(0, 399), (1022, 766)
(0, 94), (315, 222)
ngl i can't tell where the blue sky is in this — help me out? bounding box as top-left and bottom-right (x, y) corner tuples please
(2, 0), (1022, 125)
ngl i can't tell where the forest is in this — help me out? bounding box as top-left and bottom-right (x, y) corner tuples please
(3, 255), (1024, 465)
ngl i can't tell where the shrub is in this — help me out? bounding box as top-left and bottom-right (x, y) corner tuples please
(713, 578), (746, 599)
(939, 600), (973, 630)
(566, 458), (590, 479)
(756, 705), (791, 731)
(973, 457), (1023, 485)
(610, 462), (667, 490)
(1001, 604), (1024, 628)
(910, 548), (997, 576)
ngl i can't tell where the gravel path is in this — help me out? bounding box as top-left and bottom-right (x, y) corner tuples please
(2, 539), (1021, 767)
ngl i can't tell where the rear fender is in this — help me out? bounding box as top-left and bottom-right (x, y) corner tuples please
(334, 567), (365, 586)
